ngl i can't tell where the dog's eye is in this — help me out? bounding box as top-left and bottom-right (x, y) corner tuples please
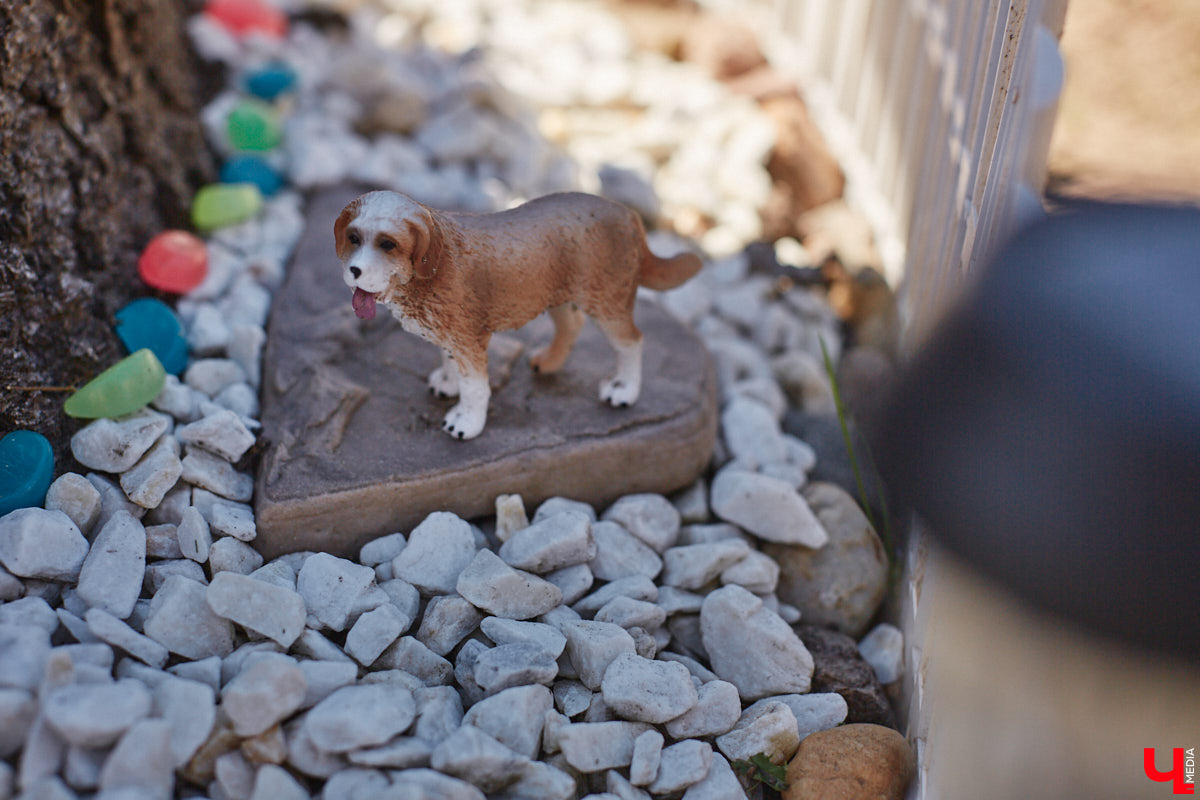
(347, 232), (361, 246)
(379, 240), (396, 252)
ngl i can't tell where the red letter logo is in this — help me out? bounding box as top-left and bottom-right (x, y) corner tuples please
(1145, 748), (1195, 795)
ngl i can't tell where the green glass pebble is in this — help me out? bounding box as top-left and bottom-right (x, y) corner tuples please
(227, 100), (282, 151)
(64, 349), (166, 420)
(191, 183), (264, 231)
(0, 431), (54, 516)
(115, 298), (189, 376)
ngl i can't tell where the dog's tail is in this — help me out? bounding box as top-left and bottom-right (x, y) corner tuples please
(638, 247), (702, 291)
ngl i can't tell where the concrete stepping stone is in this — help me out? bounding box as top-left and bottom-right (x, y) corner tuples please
(254, 186), (715, 558)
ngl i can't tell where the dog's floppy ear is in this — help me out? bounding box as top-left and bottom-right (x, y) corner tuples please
(408, 206), (446, 280)
(333, 199), (362, 260)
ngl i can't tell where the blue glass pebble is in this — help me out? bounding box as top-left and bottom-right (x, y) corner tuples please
(245, 63), (297, 101)
(0, 431), (54, 517)
(115, 298), (189, 376)
(220, 155), (284, 197)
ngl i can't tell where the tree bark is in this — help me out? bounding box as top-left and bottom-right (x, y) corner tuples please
(0, 0), (214, 465)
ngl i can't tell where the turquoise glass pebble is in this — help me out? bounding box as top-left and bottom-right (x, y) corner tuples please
(227, 100), (282, 152)
(220, 155), (283, 197)
(245, 63), (297, 101)
(115, 298), (189, 376)
(191, 183), (264, 231)
(0, 431), (54, 517)
(64, 349), (167, 420)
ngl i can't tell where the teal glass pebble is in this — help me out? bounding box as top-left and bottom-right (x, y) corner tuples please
(245, 63), (297, 101)
(191, 183), (264, 231)
(0, 431), (54, 517)
(115, 298), (189, 376)
(227, 100), (282, 152)
(220, 155), (283, 197)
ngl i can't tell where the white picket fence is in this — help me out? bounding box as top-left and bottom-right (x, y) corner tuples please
(712, 0), (1068, 348)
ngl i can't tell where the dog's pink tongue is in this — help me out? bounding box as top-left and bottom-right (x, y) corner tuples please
(352, 288), (377, 320)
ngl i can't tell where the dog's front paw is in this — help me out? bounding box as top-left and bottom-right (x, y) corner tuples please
(600, 376), (640, 409)
(428, 366), (459, 399)
(442, 402), (486, 440)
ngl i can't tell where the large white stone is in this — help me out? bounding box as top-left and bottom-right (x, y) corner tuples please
(206, 571), (307, 648)
(498, 510), (595, 573)
(359, 532), (406, 565)
(463, 684), (552, 758)
(144, 576), (235, 659)
(391, 512), (477, 595)
(70, 409), (170, 473)
(176, 409), (256, 462)
(473, 642), (559, 694)
(660, 540), (751, 590)
(416, 595), (482, 656)
(222, 654), (308, 737)
(601, 494), (680, 553)
(719, 549), (780, 594)
(375, 637), (453, 686)
(43, 679), (152, 748)
(558, 720), (652, 773)
(44, 473), (101, 536)
(629, 728), (664, 786)
(700, 585), (813, 700)
(303, 684), (417, 753)
(681, 753), (746, 799)
(346, 603), (410, 666)
(664, 679), (742, 739)
(85, 609), (168, 668)
(456, 549), (563, 620)
(296, 552), (376, 631)
(120, 435), (183, 509)
(710, 466), (828, 546)
(75, 511), (145, 619)
(480, 617), (567, 658)
(413, 685), (463, 746)
(153, 676), (216, 768)
(648, 739), (712, 795)
(561, 620), (636, 690)
(0, 508), (89, 581)
(769, 692), (850, 741)
(588, 521), (663, 582)
(721, 396), (789, 468)
(208, 536), (264, 575)
(572, 575), (658, 616)
(97, 718), (174, 799)
(430, 724), (530, 792)
(600, 653), (697, 724)
(715, 700), (800, 765)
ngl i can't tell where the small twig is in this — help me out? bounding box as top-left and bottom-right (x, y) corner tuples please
(6, 385), (77, 392)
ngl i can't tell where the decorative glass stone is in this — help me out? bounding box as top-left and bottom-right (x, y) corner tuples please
(0, 431), (54, 516)
(64, 349), (167, 420)
(245, 63), (297, 101)
(204, 0), (288, 39)
(138, 230), (208, 294)
(220, 155), (283, 197)
(115, 299), (189, 376)
(191, 184), (264, 231)
(227, 100), (282, 152)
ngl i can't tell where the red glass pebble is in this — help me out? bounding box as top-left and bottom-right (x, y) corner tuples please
(138, 231), (208, 294)
(204, 0), (288, 39)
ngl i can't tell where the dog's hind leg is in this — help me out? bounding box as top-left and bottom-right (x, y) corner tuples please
(428, 349), (460, 398)
(530, 303), (586, 374)
(594, 315), (643, 408)
(441, 338), (490, 440)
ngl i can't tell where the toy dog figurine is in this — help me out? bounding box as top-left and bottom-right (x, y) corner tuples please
(335, 190), (702, 439)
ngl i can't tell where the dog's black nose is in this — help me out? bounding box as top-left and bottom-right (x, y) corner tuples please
(349, 266), (362, 279)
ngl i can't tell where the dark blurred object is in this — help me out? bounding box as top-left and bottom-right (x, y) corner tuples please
(875, 203), (1200, 658)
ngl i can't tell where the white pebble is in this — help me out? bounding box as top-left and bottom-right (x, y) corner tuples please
(75, 511), (145, 620)
(858, 622), (904, 684)
(345, 603), (410, 666)
(710, 465), (828, 546)
(176, 409), (256, 462)
(206, 571), (307, 648)
(43, 473), (101, 536)
(457, 549), (563, 620)
(85, 609), (168, 668)
(296, 553), (376, 631)
(463, 683), (552, 758)
(209, 536), (264, 575)
(715, 699), (800, 764)
(144, 576), (235, 660)
(392, 512), (477, 595)
(222, 654), (308, 736)
(700, 585), (813, 700)
(0, 508), (89, 581)
(304, 684), (417, 753)
(664, 679), (742, 739)
(601, 494), (680, 553)
(648, 739), (713, 795)
(69, 409), (170, 473)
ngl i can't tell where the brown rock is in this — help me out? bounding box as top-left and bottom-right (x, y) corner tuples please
(255, 187), (717, 559)
(760, 96), (845, 241)
(678, 15), (768, 81)
(764, 482), (888, 638)
(783, 723), (915, 800)
(795, 625), (895, 728)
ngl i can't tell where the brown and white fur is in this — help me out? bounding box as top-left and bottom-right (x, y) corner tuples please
(335, 190), (702, 440)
